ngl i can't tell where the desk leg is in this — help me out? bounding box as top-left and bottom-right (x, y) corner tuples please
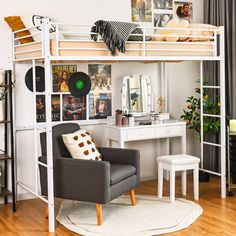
(181, 127), (187, 154)
(181, 170), (187, 196)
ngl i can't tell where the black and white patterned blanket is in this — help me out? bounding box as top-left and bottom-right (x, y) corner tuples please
(91, 20), (151, 56)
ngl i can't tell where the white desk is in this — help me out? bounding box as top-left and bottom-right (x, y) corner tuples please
(106, 120), (186, 154)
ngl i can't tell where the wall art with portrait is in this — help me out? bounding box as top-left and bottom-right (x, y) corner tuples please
(35, 94), (61, 122)
(89, 93), (112, 119)
(174, 1), (193, 22)
(88, 64), (113, 120)
(62, 94), (86, 121)
(153, 0), (173, 10)
(154, 13), (173, 27)
(130, 0), (193, 27)
(131, 0), (152, 22)
(88, 64), (111, 92)
(52, 65), (77, 92)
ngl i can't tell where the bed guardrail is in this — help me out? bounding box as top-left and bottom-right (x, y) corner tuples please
(11, 22), (223, 61)
(12, 24), (44, 61)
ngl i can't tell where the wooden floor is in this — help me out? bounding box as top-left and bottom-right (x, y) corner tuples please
(1, 176), (236, 236)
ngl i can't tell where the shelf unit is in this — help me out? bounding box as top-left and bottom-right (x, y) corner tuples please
(0, 70), (16, 211)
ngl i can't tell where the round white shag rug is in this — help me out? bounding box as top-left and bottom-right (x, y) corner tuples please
(57, 195), (202, 236)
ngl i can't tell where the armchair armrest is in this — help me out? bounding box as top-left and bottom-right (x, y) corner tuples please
(98, 147), (140, 179)
(38, 156), (111, 204)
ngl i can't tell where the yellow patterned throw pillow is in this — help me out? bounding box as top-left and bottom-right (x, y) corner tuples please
(62, 129), (102, 161)
(4, 16), (34, 44)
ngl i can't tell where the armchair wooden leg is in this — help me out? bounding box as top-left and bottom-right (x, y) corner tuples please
(45, 205), (48, 218)
(96, 204), (102, 225)
(129, 189), (136, 206)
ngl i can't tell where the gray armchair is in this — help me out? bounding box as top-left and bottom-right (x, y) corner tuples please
(39, 123), (140, 225)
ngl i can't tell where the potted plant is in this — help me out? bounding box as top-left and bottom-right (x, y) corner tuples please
(181, 78), (221, 181)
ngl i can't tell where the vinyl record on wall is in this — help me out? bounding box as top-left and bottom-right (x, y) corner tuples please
(25, 66), (45, 92)
(68, 72), (91, 97)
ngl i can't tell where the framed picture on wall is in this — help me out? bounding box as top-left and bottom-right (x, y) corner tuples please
(51, 95), (60, 122)
(131, 0), (152, 22)
(88, 64), (111, 92)
(62, 94), (86, 121)
(36, 95), (61, 122)
(89, 93), (112, 119)
(174, 1), (193, 22)
(153, 0), (173, 10)
(36, 95), (46, 123)
(154, 13), (173, 27)
(52, 65), (77, 92)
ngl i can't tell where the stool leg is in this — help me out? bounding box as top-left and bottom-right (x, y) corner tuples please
(193, 164), (199, 200)
(181, 170), (187, 196)
(158, 163), (163, 199)
(170, 168), (175, 203)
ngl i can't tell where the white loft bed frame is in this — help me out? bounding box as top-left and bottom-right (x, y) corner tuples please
(9, 19), (226, 232)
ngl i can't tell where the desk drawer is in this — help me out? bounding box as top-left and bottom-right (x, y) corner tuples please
(157, 126), (183, 137)
(126, 128), (155, 141)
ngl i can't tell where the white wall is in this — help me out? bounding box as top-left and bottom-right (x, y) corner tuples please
(0, 0), (203, 200)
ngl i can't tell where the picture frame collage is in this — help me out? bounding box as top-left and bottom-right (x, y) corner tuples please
(131, 0), (193, 26)
(36, 64), (112, 123)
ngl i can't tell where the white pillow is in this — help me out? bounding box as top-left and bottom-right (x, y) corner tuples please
(62, 129), (102, 161)
(189, 23), (216, 41)
(152, 28), (166, 41)
(165, 19), (190, 42)
(165, 19), (180, 42)
(21, 15), (64, 42)
(178, 20), (190, 41)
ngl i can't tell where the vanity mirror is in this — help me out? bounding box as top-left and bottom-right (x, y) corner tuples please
(122, 74), (152, 116)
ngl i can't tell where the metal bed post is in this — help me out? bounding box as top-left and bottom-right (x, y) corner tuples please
(220, 26), (226, 198)
(200, 61), (204, 170)
(32, 59), (39, 199)
(43, 18), (55, 232)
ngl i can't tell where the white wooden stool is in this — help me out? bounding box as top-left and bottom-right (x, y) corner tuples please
(157, 154), (200, 203)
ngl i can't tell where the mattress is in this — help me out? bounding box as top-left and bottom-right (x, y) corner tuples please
(14, 40), (215, 60)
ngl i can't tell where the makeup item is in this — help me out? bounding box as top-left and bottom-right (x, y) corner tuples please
(122, 116), (129, 126)
(115, 110), (123, 126)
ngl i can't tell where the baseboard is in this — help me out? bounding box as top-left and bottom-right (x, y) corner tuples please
(141, 176), (157, 181)
(17, 192), (36, 201)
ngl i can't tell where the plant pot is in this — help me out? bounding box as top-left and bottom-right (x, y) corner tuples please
(199, 170), (210, 182)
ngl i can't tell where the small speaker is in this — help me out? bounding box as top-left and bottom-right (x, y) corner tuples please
(25, 66), (45, 92)
(68, 72), (91, 97)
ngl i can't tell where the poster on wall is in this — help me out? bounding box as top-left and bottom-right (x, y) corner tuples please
(62, 94), (86, 121)
(36, 95), (61, 122)
(131, 0), (152, 22)
(51, 95), (60, 122)
(89, 93), (112, 119)
(36, 95), (46, 122)
(88, 64), (111, 92)
(174, 1), (193, 22)
(52, 65), (77, 92)
(154, 13), (173, 27)
(153, 0), (173, 10)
